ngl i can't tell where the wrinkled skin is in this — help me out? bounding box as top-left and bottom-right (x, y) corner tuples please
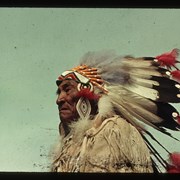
(56, 79), (99, 136)
(56, 80), (80, 125)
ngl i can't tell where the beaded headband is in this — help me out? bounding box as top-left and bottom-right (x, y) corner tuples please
(56, 64), (108, 94)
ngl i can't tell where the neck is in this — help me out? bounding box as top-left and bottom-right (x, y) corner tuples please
(59, 122), (70, 137)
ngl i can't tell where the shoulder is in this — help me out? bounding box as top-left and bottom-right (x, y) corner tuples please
(103, 115), (138, 132)
(87, 115), (139, 137)
(85, 115), (143, 141)
(99, 115), (145, 142)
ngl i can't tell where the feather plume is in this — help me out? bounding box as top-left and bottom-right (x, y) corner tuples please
(79, 49), (180, 173)
(167, 152), (180, 173)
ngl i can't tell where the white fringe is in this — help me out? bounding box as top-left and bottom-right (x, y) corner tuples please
(69, 117), (92, 143)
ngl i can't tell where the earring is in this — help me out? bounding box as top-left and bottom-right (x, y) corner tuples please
(76, 97), (91, 119)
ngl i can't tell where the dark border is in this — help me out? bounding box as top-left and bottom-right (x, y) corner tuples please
(0, 0), (180, 8)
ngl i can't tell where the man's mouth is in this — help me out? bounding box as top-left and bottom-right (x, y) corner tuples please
(59, 106), (70, 112)
(60, 109), (68, 111)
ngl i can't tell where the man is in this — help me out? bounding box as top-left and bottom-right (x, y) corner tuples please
(51, 49), (180, 173)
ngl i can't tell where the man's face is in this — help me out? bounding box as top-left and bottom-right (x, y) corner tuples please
(56, 80), (79, 124)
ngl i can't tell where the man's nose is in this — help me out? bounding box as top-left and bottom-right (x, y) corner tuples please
(56, 92), (66, 105)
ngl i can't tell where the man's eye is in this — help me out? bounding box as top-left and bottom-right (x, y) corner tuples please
(65, 88), (70, 92)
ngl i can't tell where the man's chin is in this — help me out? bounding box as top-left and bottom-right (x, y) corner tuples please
(60, 115), (75, 123)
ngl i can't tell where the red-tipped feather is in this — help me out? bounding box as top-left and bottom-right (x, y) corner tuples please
(77, 88), (100, 100)
(171, 70), (180, 82)
(177, 116), (180, 125)
(167, 152), (180, 173)
(155, 48), (180, 67)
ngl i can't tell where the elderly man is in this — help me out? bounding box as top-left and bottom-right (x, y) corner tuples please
(51, 49), (180, 173)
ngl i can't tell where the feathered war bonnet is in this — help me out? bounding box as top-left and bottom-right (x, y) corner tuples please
(56, 49), (180, 173)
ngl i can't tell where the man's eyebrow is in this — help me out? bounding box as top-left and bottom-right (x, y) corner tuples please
(61, 83), (72, 89)
(56, 82), (74, 95)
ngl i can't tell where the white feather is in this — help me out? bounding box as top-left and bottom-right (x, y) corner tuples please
(124, 83), (159, 101)
(98, 94), (114, 118)
(131, 76), (160, 88)
(69, 117), (92, 143)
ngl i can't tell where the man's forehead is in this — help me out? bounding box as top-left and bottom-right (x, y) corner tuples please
(58, 79), (78, 87)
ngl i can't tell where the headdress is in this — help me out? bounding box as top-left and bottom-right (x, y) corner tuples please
(56, 48), (180, 173)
